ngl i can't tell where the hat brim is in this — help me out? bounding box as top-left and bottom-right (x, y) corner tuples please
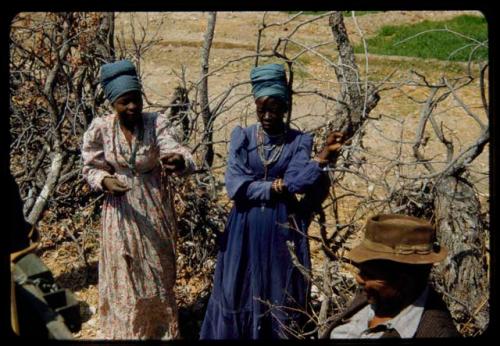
(345, 244), (448, 264)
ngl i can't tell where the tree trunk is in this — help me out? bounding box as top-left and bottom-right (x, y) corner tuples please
(328, 12), (379, 137)
(433, 175), (489, 334)
(314, 11), (381, 334)
(318, 260), (332, 337)
(95, 12), (115, 60)
(199, 12), (217, 168)
(26, 151), (65, 225)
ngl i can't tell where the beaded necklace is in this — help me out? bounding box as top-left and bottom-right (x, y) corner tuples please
(256, 123), (286, 174)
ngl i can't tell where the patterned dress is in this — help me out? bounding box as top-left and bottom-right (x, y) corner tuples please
(82, 112), (195, 340)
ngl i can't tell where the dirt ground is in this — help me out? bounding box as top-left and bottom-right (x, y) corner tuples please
(34, 11), (488, 339)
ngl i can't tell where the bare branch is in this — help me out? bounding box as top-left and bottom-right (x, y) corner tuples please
(199, 12), (217, 168)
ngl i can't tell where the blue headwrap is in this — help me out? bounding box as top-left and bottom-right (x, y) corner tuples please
(250, 63), (289, 103)
(100, 60), (142, 104)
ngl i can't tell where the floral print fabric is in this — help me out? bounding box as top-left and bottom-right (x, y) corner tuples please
(82, 112), (194, 340)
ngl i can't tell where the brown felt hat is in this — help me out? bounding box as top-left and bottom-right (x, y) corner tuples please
(346, 214), (447, 264)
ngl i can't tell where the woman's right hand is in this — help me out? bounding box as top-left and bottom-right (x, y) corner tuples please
(271, 178), (287, 195)
(102, 176), (131, 196)
(316, 131), (346, 164)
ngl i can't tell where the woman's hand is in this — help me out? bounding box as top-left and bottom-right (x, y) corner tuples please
(315, 131), (347, 165)
(271, 178), (287, 195)
(102, 176), (131, 196)
(161, 153), (186, 174)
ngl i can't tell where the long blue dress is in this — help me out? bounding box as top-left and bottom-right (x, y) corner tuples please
(200, 124), (327, 339)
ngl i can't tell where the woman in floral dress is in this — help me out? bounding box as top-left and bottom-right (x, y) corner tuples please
(82, 60), (195, 339)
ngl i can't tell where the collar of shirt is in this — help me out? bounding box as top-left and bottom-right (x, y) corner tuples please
(380, 285), (428, 338)
(330, 285), (429, 339)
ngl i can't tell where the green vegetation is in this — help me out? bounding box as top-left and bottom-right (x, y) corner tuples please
(287, 11), (380, 16)
(355, 15), (487, 62)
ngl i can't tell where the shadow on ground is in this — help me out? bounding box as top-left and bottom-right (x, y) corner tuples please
(178, 292), (211, 340)
(54, 260), (98, 292)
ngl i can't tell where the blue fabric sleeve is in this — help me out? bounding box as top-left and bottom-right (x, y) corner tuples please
(246, 181), (273, 200)
(283, 133), (323, 194)
(225, 126), (272, 201)
(297, 172), (331, 226)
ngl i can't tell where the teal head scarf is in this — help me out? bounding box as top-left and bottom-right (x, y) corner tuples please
(100, 60), (142, 104)
(250, 63), (289, 104)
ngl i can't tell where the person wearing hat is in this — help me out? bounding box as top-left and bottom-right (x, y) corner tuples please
(81, 60), (195, 339)
(321, 214), (459, 339)
(200, 63), (346, 339)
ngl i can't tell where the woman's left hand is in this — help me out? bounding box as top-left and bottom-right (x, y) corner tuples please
(161, 153), (186, 174)
(316, 131), (346, 163)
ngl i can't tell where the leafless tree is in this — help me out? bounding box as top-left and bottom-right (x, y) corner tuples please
(177, 11), (489, 337)
(9, 12), (119, 283)
(10, 13), (114, 227)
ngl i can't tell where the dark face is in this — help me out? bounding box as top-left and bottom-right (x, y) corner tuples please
(355, 261), (408, 316)
(255, 96), (287, 134)
(113, 90), (143, 125)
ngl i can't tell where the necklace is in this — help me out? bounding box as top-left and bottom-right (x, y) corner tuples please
(256, 123), (286, 169)
(113, 115), (144, 176)
(256, 123), (286, 211)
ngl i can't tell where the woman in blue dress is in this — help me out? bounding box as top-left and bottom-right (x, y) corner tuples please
(200, 64), (345, 339)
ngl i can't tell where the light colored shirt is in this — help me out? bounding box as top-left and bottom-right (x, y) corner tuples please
(330, 285), (429, 339)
